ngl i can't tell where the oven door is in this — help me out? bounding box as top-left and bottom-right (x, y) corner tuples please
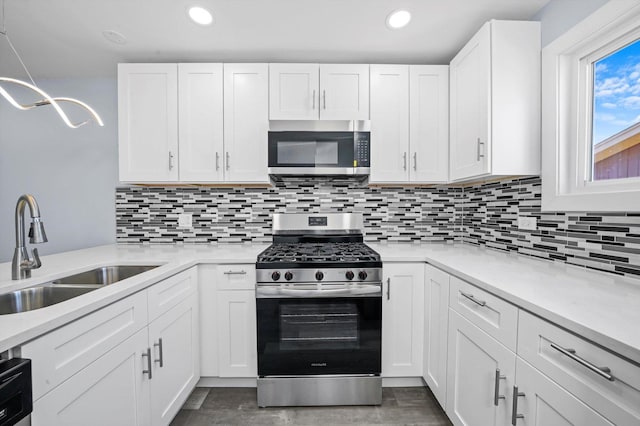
(268, 131), (358, 175)
(256, 295), (381, 376)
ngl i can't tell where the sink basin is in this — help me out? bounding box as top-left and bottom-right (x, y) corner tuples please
(51, 265), (159, 286)
(0, 285), (96, 315)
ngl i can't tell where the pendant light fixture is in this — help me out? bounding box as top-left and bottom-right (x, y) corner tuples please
(0, 0), (104, 128)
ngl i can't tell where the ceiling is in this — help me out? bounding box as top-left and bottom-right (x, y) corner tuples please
(0, 0), (550, 78)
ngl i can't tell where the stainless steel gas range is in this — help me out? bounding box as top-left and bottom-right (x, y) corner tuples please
(255, 213), (382, 407)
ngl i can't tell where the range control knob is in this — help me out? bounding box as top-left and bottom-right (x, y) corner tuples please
(284, 271), (293, 281)
(358, 270), (368, 280)
(315, 271), (324, 281)
(345, 271), (355, 281)
(271, 271), (281, 281)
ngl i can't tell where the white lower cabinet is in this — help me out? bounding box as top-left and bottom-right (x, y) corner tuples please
(217, 289), (257, 377)
(423, 265), (450, 407)
(382, 263), (424, 377)
(514, 358), (612, 426)
(446, 309), (515, 426)
(29, 268), (199, 426)
(33, 328), (151, 426)
(148, 295), (200, 425)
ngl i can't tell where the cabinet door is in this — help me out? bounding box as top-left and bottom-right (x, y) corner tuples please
(446, 310), (515, 426)
(423, 265), (450, 407)
(269, 63), (319, 120)
(449, 23), (490, 181)
(410, 65), (449, 183)
(382, 263), (424, 377)
(32, 329), (151, 426)
(369, 65), (410, 183)
(148, 295), (199, 426)
(514, 358), (613, 426)
(223, 63), (269, 182)
(217, 289), (257, 377)
(118, 63), (179, 182)
(178, 63), (224, 182)
(319, 64), (369, 120)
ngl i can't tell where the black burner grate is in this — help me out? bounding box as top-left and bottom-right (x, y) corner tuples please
(257, 243), (381, 265)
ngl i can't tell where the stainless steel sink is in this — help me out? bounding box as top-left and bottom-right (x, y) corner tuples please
(0, 285), (96, 315)
(51, 265), (159, 286)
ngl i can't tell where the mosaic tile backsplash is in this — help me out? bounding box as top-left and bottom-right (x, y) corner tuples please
(116, 176), (640, 278)
(116, 178), (462, 244)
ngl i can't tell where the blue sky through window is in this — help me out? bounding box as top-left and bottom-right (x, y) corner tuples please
(592, 39), (640, 145)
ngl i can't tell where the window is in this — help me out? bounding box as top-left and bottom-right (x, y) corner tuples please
(592, 38), (640, 181)
(542, 1), (640, 212)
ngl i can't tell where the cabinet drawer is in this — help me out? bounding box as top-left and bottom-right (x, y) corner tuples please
(22, 290), (148, 401)
(147, 268), (197, 321)
(518, 310), (640, 425)
(449, 276), (518, 351)
(216, 264), (255, 290)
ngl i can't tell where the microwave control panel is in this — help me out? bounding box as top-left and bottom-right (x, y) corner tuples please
(354, 132), (370, 167)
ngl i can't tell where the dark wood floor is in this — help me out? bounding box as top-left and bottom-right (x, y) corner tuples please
(170, 387), (452, 425)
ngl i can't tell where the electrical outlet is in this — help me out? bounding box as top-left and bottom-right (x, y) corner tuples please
(178, 213), (193, 228)
(517, 216), (537, 231)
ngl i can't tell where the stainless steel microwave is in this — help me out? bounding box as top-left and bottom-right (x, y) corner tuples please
(268, 131), (370, 176)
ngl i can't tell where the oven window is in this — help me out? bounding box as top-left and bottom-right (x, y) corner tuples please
(280, 303), (359, 351)
(277, 141), (339, 165)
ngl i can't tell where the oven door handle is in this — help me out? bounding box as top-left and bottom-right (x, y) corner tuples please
(256, 285), (381, 298)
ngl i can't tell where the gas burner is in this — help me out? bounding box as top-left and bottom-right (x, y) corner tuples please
(257, 242), (381, 269)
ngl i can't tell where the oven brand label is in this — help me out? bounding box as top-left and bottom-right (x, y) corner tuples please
(311, 363), (327, 367)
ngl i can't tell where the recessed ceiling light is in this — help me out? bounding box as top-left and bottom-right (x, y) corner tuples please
(386, 10), (411, 29)
(188, 6), (213, 26)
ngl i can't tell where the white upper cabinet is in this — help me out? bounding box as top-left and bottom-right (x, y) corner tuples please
(370, 65), (410, 182)
(269, 63), (369, 120)
(224, 63), (269, 183)
(449, 20), (541, 181)
(320, 64), (369, 120)
(269, 63), (319, 120)
(118, 63), (179, 182)
(410, 65), (449, 183)
(178, 63), (224, 182)
(370, 65), (449, 183)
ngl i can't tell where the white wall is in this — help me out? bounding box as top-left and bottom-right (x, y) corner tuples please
(533, 0), (609, 46)
(0, 78), (118, 262)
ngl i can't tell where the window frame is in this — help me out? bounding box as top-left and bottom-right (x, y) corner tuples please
(541, 0), (640, 211)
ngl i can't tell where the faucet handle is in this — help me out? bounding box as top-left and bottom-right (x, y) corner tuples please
(30, 248), (42, 269)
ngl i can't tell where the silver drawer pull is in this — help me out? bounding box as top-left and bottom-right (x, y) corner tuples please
(460, 291), (486, 307)
(142, 348), (152, 379)
(494, 368), (506, 406)
(224, 270), (247, 275)
(154, 338), (164, 368)
(511, 386), (525, 425)
(550, 343), (614, 381)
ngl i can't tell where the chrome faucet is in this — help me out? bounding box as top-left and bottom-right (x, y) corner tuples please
(12, 194), (48, 280)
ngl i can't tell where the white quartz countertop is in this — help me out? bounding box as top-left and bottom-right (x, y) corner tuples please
(370, 242), (640, 365)
(1, 242), (640, 366)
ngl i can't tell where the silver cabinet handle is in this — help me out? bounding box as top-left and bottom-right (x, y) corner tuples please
(168, 151), (174, 170)
(413, 152), (417, 171)
(386, 278), (391, 300)
(460, 291), (486, 307)
(142, 347), (152, 379)
(476, 138), (485, 161)
(154, 338), (164, 368)
(494, 368), (506, 406)
(323, 90), (326, 110)
(215, 152), (220, 171)
(226, 152), (230, 171)
(403, 152), (407, 171)
(224, 270), (247, 275)
(511, 386), (525, 425)
(550, 343), (614, 381)
(312, 89), (316, 110)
